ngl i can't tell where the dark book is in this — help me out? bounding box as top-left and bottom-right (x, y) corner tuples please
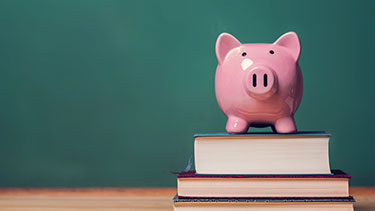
(173, 195), (355, 211)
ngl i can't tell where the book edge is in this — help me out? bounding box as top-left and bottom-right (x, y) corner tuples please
(173, 194), (356, 203)
(177, 169), (351, 179)
(194, 132), (331, 138)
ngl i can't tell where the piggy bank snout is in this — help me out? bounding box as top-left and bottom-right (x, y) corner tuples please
(245, 66), (277, 99)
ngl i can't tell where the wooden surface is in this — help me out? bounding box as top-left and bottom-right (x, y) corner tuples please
(0, 187), (373, 210)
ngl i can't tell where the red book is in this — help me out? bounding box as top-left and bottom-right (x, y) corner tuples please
(177, 170), (351, 198)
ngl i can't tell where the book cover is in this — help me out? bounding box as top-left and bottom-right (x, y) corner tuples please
(173, 195), (356, 203)
(178, 169), (350, 179)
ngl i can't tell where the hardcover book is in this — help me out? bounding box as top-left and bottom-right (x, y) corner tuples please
(173, 195), (355, 211)
(177, 170), (351, 197)
(194, 132), (331, 175)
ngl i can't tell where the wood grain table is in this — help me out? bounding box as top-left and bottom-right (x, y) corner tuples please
(0, 187), (373, 210)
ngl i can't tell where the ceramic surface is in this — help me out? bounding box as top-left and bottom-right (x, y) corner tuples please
(215, 32), (303, 133)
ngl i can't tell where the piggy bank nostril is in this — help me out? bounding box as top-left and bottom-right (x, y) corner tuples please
(264, 74), (268, 87)
(246, 67), (276, 97)
(252, 74), (257, 87)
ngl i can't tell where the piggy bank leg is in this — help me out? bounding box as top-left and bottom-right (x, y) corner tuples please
(274, 117), (297, 133)
(226, 116), (249, 133)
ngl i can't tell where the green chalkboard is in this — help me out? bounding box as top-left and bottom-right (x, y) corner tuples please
(0, 0), (374, 187)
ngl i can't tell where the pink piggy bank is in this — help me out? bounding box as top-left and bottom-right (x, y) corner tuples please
(215, 32), (303, 133)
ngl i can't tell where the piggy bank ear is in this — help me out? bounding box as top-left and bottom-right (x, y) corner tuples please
(273, 32), (301, 61)
(216, 33), (242, 64)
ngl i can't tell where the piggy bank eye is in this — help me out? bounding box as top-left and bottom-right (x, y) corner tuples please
(242, 52), (247, 57)
(269, 50), (274, 54)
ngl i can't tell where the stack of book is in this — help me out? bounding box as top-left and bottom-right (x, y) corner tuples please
(173, 132), (355, 210)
